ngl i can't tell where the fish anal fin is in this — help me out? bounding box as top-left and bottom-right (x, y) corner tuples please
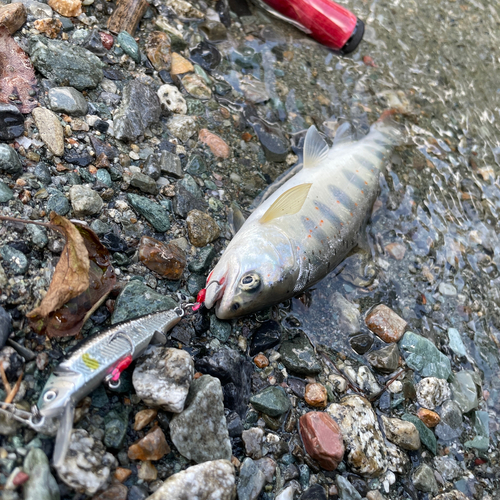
(260, 183), (312, 224)
(304, 125), (329, 169)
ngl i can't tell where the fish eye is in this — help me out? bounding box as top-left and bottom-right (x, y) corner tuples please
(240, 273), (261, 292)
(231, 303), (240, 311)
(43, 390), (57, 402)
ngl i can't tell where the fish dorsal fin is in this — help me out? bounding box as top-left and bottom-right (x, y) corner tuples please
(304, 125), (329, 168)
(260, 183), (312, 224)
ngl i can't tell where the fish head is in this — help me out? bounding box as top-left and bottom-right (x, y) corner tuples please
(204, 230), (297, 319)
(37, 371), (77, 419)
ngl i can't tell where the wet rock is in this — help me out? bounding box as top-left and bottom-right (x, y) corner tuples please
(356, 366), (382, 398)
(199, 20), (227, 41)
(188, 245), (215, 273)
(399, 331), (451, 380)
(174, 177), (207, 217)
(242, 427), (264, 459)
(92, 483), (128, 500)
(48, 87), (88, 116)
(29, 37), (103, 90)
(27, 224), (48, 248)
(133, 346), (194, 413)
(299, 412), (344, 470)
(402, 413), (437, 454)
(381, 416), (420, 450)
(47, 191), (70, 215)
(0, 3), (27, 34)
(114, 81), (161, 142)
(240, 75), (269, 104)
(111, 280), (177, 324)
(280, 335), (321, 376)
(190, 41), (221, 71)
(0, 245), (29, 274)
(182, 74), (212, 100)
(0, 145), (22, 177)
(327, 395), (387, 477)
(250, 386), (290, 417)
(186, 210), (220, 247)
(336, 476), (361, 500)
(22, 448), (59, 500)
(447, 328), (467, 357)
(57, 429), (117, 496)
(249, 116), (289, 162)
(250, 321), (281, 356)
(199, 129), (230, 158)
(128, 427), (170, 461)
(0, 103), (24, 140)
(48, 0), (81, 17)
(32, 107), (64, 157)
(170, 52), (194, 74)
(167, 115), (198, 142)
(210, 315), (231, 342)
(435, 400), (463, 441)
(304, 383), (328, 408)
(464, 410), (489, 451)
(237, 457), (266, 500)
(34, 162), (52, 184)
(254, 353), (269, 368)
(349, 332), (373, 355)
(146, 31), (171, 72)
(82, 29), (106, 56)
(330, 293), (361, 334)
(116, 31), (140, 62)
(127, 193), (170, 232)
(159, 150), (183, 178)
(138, 236), (186, 279)
(366, 344), (399, 374)
(170, 375), (232, 463)
(146, 460), (235, 500)
(433, 456), (463, 481)
(69, 184), (103, 216)
(195, 348), (253, 417)
(0, 306), (12, 348)
(450, 370), (478, 412)
(157, 84), (186, 114)
(133, 409), (157, 431)
(412, 463), (438, 493)
(417, 408), (440, 428)
(0, 181), (14, 202)
(416, 377), (451, 410)
(365, 304), (407, 342)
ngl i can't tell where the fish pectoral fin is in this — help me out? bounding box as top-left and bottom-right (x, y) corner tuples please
(260, 183), (312, 224)
(228, 201), (247, 236)
(303, 125), (329, 169)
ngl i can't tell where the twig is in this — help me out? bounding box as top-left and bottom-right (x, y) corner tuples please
(4, 370), (23, 405)
(0, 362), (12, 394)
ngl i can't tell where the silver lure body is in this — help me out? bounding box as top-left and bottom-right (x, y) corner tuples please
(205, 121), (400, 319)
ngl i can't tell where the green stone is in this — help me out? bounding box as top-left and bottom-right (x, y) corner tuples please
(188, 245), (216, 273)
(109, 166), (123, 182)
(112, 252), (129, 266)
(117, 31), (141, 62)
(447, 328), (467, 357)
(0, 245), (28, 274)
(186, 154), (208, 175)
(250, 386), (291, 417)
(450, 370), (478, 412)
(78, 167), (95, 184)
(26, 224), (48, 248)
(402, 413), (437, 455)
(399, 331), (451, 380)
(0, 181), (13, 202)
(89, 384), (109, 408)
(0, 144), (22, 177)
(111, 280), (177, 324)
(186, 97), (206, 115)
(170, 34), (187, 52)
(23, 448), (60, 500)
(127, 193), (170, 232)
(96, 168), (112, 187)
(46, 192), (70, 215)
(194, 64), (212, 85)
(465, 410), (489, 451)
(210, 315), (231, 342)
(104, 408), (130, 449)
(279, 335), (321, 376)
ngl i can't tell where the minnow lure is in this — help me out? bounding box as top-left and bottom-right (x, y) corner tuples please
(204, 119), (401, 319)
(0, 307), (184, 467)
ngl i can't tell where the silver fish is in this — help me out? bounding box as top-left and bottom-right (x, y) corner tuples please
(204, 120), (401, 319)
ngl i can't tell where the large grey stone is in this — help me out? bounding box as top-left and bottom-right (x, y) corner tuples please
(48, 87), (88, 116)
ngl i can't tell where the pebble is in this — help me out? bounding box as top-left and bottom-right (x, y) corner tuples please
(412, 463), (438, 493)
(133, 347), (193, 412)
(0, 306), (12, 349)
(170, 52), (194, 74)
(250, 385), (291, 417)
(167, 115), (198, 142)
(57, 429), (117, 496)
(157, 84), (187, 114)
(170, 375), (232, 463)
(159, 150), (183, 178)
(34, 18), (62, 38)
(127, 193), (170, 232)
(399, 331), (451, 380)
(366, 344), (399, 374)
(250, 321), (281, 356)
(279, 335), (321, 376)
(48, 0), (81, 17)
(182, 74), (212, 100)
(349, 332), (373, 355)
(336, 476), (362, 500)
(237, 457), (267, 500)
(242, 427), (264, 459)
(365, 304), (407, 342)
(299, 412), (344, 470)
(137, 460), (157, 481)
(381, 416), (420, 450)
(416, 377), (451, 409)
(0, 181), (13, 202)
(0, 245), (29, 274)
(417, 408), (440, 428)
(402, 413), (437, 454)
(0, 103), (24, 140)
(146, 460), (235, 500)
(29, 37), (103, 90)
(384, 242), (406, 260)
(32, 107), (64, 157)
(435, 399), (463, 441)
(439, 282), (457, 297)
(450, 370), (478, 412)
(114, 467), (132, 483)
(0, 145), (22, 178)
(114, 81), (161, 141)
(117, 31), (140, 62)
(69, 184), (103, 216)
(48, 87), (88, 116)
(304, 383), (328, 408)
(130, 171), (157, 194)
(128, 427), (170, 461)
(133, 409), (157, 431)
(190, 41), (221, 72)
(330, 292), (361, 334)
(47, 191), (70, 215)
(254, 353), (269, 368)
(447, 328), (467, 357)
(199, 129), (231, 158)
(92, 483), (128, 500)
(327, 395), (387, 477)
(433, 456), (463, 481)
(146, 31), (171, 72)
(104, 408), (129, 449)
(198, 20), (227, 41)
(22, 448), (59, 500)
(186, 210), (220, 247)
(276, 485), (296, 500)
(0, 3), (27, 34)
(138, 236), (186, 279)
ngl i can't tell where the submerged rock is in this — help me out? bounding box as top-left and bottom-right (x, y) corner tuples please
(381, 416), (420, 450)
(365, 304), (407, 342)
(416, 377), (451, 410)
(280, 335), (321, 376)
(250, 386), (291, 417)
(138, 236), (186, 279)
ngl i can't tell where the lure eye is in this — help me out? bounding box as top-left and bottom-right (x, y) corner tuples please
(43, 390), (57, 402)
(240, 273), (261, 292)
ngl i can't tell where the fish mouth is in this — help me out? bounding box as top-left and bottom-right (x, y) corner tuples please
(203, 261), (239, 312)
(204, 277), (226, 309)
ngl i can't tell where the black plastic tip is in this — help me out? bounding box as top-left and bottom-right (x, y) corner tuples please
(341, 18), (365, 54)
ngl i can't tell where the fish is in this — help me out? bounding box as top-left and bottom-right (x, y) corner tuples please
(204, 118), (401, 319)
(14, 308), (183, 467)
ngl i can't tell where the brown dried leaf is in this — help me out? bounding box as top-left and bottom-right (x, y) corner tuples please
(0, 25), (38, 113)
(27, 212), (90, 321)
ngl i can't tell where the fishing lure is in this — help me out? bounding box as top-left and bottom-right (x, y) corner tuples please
(0, 307), (185, 467)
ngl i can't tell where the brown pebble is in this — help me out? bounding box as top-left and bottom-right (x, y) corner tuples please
(299, 412), (344, 470)
(34, 18), (62, 38)
(254, 353), (269, 368)
(146, 31), (171, 72)
(91, 483), (128, 500)
(194, 372), (203, 379)
(199, 129), (231, 159)
(241, 132), (252, 142)
(385, 242), (406, 260)
(48, 0), (82, 17)
(137, 460), (157, 481)
(304, 383), (328, 408)
(417, 408), (440, 428)
(96, 152), (111, 169)
(100, 32), (114, 50)
(362, 55), (377, 67)
(170, 52), (194, 75)
(36, 352), (49, 371)
(133, 409), (157, 431)
(32, 107), (65, 157)
(186, 210), (220, 247)
(365, 304), (407, 343)
(138, 236), (186, 279)
(107, 0), (148, 34)
(114, 467), (132, 483)
(128, 427), (170, 461)
(0, 3), (27, 34)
